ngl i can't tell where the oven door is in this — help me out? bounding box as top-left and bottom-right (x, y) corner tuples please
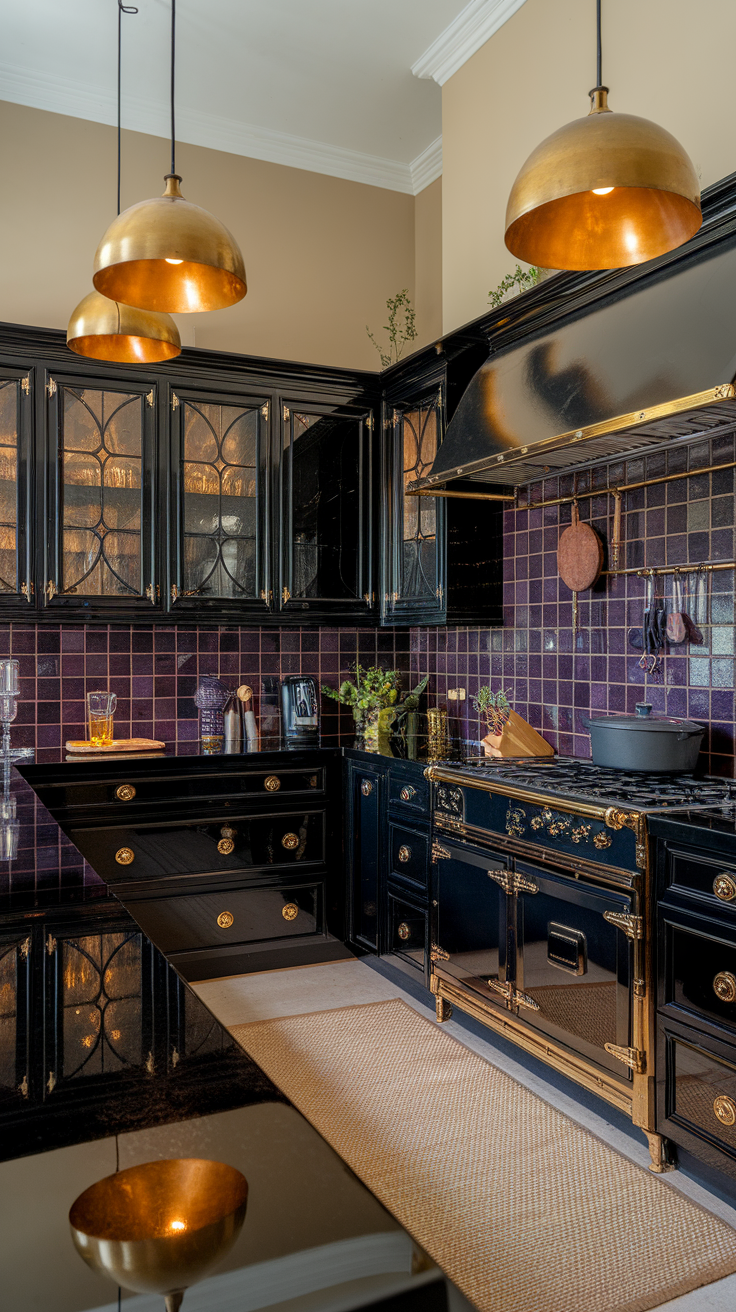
(433, 838), (509, 1011)
(514, 860), (634, 1080)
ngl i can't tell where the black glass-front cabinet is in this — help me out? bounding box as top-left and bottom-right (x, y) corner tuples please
(0, 322), (502, 626)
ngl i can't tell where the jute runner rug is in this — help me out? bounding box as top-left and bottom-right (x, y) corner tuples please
(231, 998), (736, 1312)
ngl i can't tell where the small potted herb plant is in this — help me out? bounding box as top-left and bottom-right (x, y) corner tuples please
(322, 666), (427, 753)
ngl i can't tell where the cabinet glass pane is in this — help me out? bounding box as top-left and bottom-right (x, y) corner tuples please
(61, 931), (143, 1078)
(0, 942), (18, 1092)
(60, 388), (143, 596)
(400, 400), (439, 599)
(182, 401), (259, 597)
(0, 380), (19, 593)
(288, 412), (361, 600)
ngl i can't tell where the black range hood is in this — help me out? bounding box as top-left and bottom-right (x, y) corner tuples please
(410, 241), (736, 491)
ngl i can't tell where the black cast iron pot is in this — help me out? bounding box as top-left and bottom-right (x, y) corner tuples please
(582, 703), (704, 772)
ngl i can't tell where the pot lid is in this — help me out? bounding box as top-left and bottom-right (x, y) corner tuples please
(582, 704), (703, 734)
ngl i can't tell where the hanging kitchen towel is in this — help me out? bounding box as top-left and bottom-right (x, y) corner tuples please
(666, 573), (687, 644)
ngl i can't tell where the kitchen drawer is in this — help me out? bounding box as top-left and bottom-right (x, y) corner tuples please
(129, 883), (322, 955)
(667, 848), (736, 917)
(34, 767), (326, 818)
(71, 810), (325, 884)
(387, 892), (427, 976)
(661, 1024), (736, 1164)
(387, 771), (429, 820)
(661, 907), (736, 1038)
(389, 824), (428, 889)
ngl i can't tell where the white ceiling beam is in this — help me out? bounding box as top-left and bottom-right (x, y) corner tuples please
(412, 0), (528, 86)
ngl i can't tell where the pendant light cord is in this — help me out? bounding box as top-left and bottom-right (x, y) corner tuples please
(170, 0), (176, 176)
(117, 0), (138, 216)
(595, 0), (602, 88)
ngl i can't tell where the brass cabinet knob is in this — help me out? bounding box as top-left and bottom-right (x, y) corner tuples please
(397, 922), (411, 941)
(400, 785), (416, 802)
(713, 971), (736, 1003)
(714, 873), (736, 902)
(713, 1095), (736, 1127)
(115, 784), (136, 802)
(264, 775), (281, 792)
(282, 903), (298, 921)
(398, 845), (412, 863)
(281, 832), (299, 851)
(217, 911), (234, 929)
(115, 847), (134, 865)
(217, 838), (235, 855)
(361, 780), (373, 796)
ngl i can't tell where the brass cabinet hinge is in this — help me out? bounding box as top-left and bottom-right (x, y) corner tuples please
(603, 910), (643, 940)
(365, 414), (374, 431)
(283, 405), (290, 420)
(260, 588), (273, 603)
(363, 591), (375, 605)
(18, 1074), (29, 1098)
(21, 376), (30, 395)
(171, 393), (179, 410)
(431, 840), (451, 862)
(145, 1051), (154, 1075)
(145, 583), (159, 604)
(146, 389), (154, 407)
(171, 584), (179, 602)
(430, 943), (450, 962)
(487, 978), (540, 1012)
(19, 936), (31, 959)
(45, 580), (57, 601)
(282, 587), (291, 603)
(46, 378), (57, 397)
(171, 1047), (180, 1068)
(436, 586), (444, 603)
(46, 934), (57, 955)
(20, 582), (33, 602)
(260, 403), (269, 419)
(488, 868), (538, 896)
(604, 1042), (645, 1073)
(47, 1070), (56, 1093)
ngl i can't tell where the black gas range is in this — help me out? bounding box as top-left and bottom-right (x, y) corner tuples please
(424, 757), (736, 1173)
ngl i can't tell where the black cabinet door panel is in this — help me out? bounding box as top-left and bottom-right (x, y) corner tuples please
(659, 1022), (736, 1174)
(349, 766), (383, 950)
(660, 906), (736, 1038)
(388, 892), (427, 977)
(667, 847), (736, 919)
(41, 766), (326, 820)
(133, 883), (321, 954)
(389, 824), (428, 889)
(434, 841), (507, 1007)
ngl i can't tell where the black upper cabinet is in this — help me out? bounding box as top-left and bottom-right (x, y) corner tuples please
(169, 387), (271, 620)
(382, 385), (445, 625)
(0, 368), (33, 612)
(277, 403), (375, 620)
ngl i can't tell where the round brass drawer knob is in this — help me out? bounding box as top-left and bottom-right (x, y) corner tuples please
(115, 784), (136, 802)
(361, 780), (373, 796)
(217, 838), (235, 855)
(397, 922), (411, 941)
(115, 847), (134, 866)
(713, 971), (736, 1003)
(714, 1095), (736, 1127)
(264, 775), (281, 792)
(714, 873), (736, 902)
(400, 786), (416, 802)
(217, 911), (234, 929)
(281, 832), (299, 851)
(282, 903), (298, 921)
(398, 845), (412, 863)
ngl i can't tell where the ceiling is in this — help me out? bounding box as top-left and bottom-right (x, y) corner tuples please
(0, 0), (514, 194)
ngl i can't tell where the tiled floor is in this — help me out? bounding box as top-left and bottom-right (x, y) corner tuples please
(194, 958), (736, 1312)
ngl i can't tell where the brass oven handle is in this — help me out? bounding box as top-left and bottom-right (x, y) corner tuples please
(397, 922), (411, 941)
(713, 971), (736, 1003)
(264, 775), (281, 792)
(217, 911), (234, 929)
(282, 832), (299, 850)
(282, 903), (298, 920)
(217, 838), (235, 855)
(400, 785), (416, 802)
(361, 780), (373, 796)
(115, 847), (134, 865)
(713, 1095), (736, 1127)
(398, 845), (412, 863)
(713, 873), (736, 902)
(115, 784), (136, 802)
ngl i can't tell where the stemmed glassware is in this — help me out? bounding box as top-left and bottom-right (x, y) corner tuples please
(0, 660), (20, 858)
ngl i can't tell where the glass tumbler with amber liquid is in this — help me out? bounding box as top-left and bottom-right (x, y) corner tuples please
(87, 691), (117, 747)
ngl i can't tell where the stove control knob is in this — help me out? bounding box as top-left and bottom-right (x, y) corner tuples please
(541, 808), (553, 824)
(713, 1094), (736, 1127)
(714, 873), (736, 903)
(713, 971), (736, 1003)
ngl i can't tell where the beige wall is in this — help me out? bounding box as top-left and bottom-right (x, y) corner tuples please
(0, 100), (419, 371)
(441, 0), (736, 334)
(414, 177), (443, 345)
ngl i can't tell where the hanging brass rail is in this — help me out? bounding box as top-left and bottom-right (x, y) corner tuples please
(527, 457), (736, 511)
(406, 489), (514, 502)
(603, 560), (736, 579)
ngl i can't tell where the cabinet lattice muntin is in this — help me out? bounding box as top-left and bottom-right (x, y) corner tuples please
(182, 399), (261, 598)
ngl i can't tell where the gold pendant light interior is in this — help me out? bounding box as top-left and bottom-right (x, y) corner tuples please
(93, 0), (246, 313)
(504, 4), (701, 270)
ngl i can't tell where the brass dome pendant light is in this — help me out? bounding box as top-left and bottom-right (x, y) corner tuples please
(504, 0), (701, 270)
(67, 1), (181, 363)
(92, 0), (246, 313)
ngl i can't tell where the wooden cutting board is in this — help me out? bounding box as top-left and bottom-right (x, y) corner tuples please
(65, 738), (166, 754)
(558, 502), (604, 592)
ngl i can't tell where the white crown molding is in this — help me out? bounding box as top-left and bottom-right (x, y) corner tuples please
(411, 136), (442, 193)
(412, 0), (528, 86)
(0, 63), (440, 195)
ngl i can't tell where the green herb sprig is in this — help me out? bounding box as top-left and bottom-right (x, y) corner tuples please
(366, 290), (417, 368)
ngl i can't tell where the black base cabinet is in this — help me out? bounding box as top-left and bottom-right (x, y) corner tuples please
(344, 752), (432, 982)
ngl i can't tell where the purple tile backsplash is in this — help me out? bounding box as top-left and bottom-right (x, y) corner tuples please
(411, 433), (736, 776)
